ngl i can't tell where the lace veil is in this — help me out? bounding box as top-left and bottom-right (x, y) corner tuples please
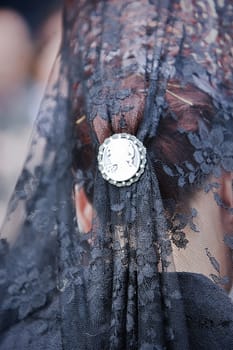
(0, 1), (233, 349)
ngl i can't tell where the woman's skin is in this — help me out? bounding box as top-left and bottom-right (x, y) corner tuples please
(172, 172), (233, 291)
(74, 184), (93, 234)
(75, 171), (233, 292)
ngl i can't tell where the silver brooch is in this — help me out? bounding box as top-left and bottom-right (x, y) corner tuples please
(97, 133), (147, 187)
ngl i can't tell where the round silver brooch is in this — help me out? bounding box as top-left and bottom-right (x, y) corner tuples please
(97, 133), (147, 187)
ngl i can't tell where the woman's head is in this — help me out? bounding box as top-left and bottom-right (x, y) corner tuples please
(73, 79), (228, 209)
(73, 80), (233, 288)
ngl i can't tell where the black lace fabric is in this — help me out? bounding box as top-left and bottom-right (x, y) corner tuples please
(0, 1), (233, 349)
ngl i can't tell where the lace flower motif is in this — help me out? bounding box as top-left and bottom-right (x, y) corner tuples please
(188, 122), (233, 178)
(2, 266), (54, 320)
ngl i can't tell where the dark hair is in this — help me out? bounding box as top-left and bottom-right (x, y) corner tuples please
(150, 82), (215, 204)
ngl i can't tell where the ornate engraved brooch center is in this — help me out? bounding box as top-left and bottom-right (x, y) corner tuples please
(98, 133), (147, 187)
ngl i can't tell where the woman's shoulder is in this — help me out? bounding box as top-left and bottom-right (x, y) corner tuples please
(0, 294), (62, 350)
(1, 272), (233, 350)
(177, 272), (233, 349)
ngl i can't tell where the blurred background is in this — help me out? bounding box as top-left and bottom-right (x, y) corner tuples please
(0, 0), (62, 225)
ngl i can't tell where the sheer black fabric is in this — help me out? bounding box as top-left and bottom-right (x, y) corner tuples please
(0, 1), (233, 349)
